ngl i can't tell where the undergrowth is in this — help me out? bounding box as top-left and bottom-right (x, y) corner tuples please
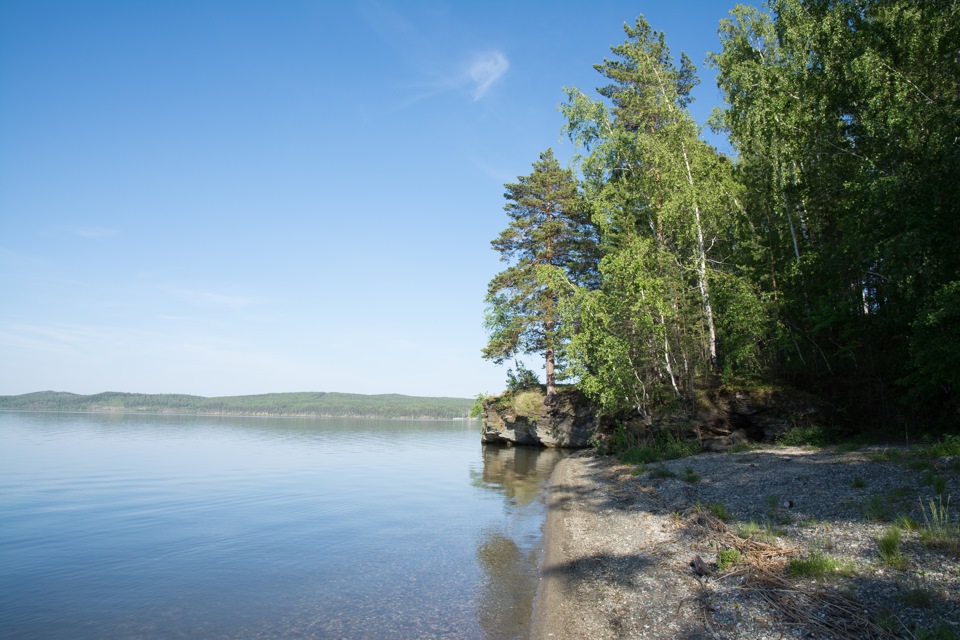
(616, 428), (700, 464)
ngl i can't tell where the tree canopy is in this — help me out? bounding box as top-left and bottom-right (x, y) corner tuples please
(483, 1), (960, 432)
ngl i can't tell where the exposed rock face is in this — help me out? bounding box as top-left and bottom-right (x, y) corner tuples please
(482, 385), (833, 451)
(695, 387), (833, 444)
(481, 388), (596, 449)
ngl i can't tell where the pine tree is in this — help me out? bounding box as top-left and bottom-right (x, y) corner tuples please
(483, 149), (596, 401)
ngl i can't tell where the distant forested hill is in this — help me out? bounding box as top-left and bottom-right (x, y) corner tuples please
(0, 391), (475, 420)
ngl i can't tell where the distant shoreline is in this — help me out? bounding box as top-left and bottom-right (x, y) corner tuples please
(0, 408), (478, 421)
(0, 390), (476, 421)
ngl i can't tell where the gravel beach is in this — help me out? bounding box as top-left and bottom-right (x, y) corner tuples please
(532, 446), (960, 639)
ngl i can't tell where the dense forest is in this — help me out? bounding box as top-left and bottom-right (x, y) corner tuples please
(0, 391), (475, 420)
(484, 0), (958, 434)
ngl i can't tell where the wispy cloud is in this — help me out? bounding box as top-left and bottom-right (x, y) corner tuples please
(468, 51), (509, 100)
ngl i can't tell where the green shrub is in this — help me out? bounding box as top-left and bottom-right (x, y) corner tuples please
(777, 424), (834, 447)
(469, 393), (487, 419)
(505, 363), (540, 391)
(716, 548), (742, 571)
(933, 477), (947, 496)
(616, 430), (700, 464)
(852, 476), (867, 489)
(915, 622), (960, 640)
(916, 434), (960, 459)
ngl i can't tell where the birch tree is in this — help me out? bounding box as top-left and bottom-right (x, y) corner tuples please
(559, 17), (743, 414)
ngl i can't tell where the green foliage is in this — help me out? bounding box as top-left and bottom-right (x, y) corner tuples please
(876, 526), (905, 568)
(705, 502), (730, 522)
(788, 549), (855, 579)
(915, 623), (960, 640)
(483, 149), (597, 397)
(919, 496), (959, 554)
(482, 2), (960, 433)
(903, 281), (960, 418)
(470, 394), (487, 419)
(647, 465), (677, 479)
(934, 477), (948, 497)
(559, 16), (741, 416)
(851, 477), (867, 489)
(736, 520), (782, 543)
(901, 586), (934, 609)
(0, 391), (474, 420)
(616, 429), (700, 464)
(680, 466), (701, 483)
(916, 435), (960, 459)
(504, 363), (540, 391)
(712, 0), (960, 426)
(715, 548), (741, 571)
(863, 495), (894, 522)
(776, 425), (835, 447)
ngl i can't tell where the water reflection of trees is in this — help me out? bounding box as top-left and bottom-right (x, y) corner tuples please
(473, 445), (566, 639)
(474, 444), (565, 507)
(476, 529), (539, 640)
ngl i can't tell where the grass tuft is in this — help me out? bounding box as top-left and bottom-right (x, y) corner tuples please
(680, 466), (701, 483)
(901, 586), (934, 609)
(648, 465), (677, 479)
(703, 501), (731, 522)
(863, 495), (894, 522)
(876, 526), (905, 568)
(919, 495), (959, 553)
(788, 549), (855, 579)
(736, 520), (782, 543)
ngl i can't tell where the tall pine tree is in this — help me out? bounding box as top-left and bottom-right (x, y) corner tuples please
(483, 149), (596, 401)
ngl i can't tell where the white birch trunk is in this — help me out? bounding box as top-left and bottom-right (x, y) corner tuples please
(681, 142), (719, 371)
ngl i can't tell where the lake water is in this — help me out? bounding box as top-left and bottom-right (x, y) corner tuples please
(0, 411), (564, 639)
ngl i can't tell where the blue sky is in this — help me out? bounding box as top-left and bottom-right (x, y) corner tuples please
(1, 0), (747, 399)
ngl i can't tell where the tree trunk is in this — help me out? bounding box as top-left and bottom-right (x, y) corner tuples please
(681, 142), (719, 372)
(545, 344), (556, 403)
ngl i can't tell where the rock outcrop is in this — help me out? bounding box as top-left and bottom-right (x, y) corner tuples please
(693, 386), (834, 447)
(481, 388), (596, 449)
(482, 384), (834, 451)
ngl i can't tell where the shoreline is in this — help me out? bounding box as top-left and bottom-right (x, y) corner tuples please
(532, 447), (959, 639)
(0, 408), (477, 421)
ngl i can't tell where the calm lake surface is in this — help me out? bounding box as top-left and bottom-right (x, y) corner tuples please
(0, 411), (564, 639)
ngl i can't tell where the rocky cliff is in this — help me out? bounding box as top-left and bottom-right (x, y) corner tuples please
(480, 388), (596, 448)
(482, 385), (833, 451)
